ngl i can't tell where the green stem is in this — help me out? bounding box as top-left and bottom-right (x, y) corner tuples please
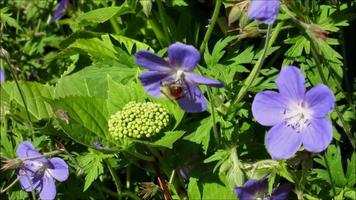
(196, 0), (223, 147)
(199, 0), (222, 54)
(232, 23), (277, 105)
(156, 0), (171, 44)
(1, 50), (33, 132)
(323, 154), (337, 197)
(208, 88), (220, 145)
(0, 177), (19, 193)
(105, 160), (122, 200)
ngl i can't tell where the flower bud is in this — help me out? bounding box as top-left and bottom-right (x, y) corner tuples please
(108, 102), (170, 140)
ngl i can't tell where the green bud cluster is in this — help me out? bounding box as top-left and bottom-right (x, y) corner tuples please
(108, 102), (170, 140)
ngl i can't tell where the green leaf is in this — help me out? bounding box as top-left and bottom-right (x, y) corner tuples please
(184, 117), (212, 154)
(139, 0), (152, 16)
(0, 8), (22, 30)
(55, 64), (137, 98)
(78, 150), (112, 191)
(48, 96), (109, 147)
(151, 131), (185, 149)
(204, 36), (238, 67)
(111, 34), (153, 53)
(188, 174), (236, 199)
(76, 6), (132, 27)
(187, 178), (201, 199)
(106, 77), (147, 115)
(276, 161), (295, 183)
(314, 145), (347, 187)
(67, 37), (117, 61)
(1, 82), (53, 121)
(345, 152), (356, 188)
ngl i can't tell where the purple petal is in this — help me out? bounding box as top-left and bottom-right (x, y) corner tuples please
(248, 0), (280, 24)
(177, 82), (207, 113)
(168, 42), (200, 71)
(276, 66), (306, 101)
(305, 84), (335, 117)
(19, 169), (36, 192)
(185, 72), (224, 87)
(266, 123), (302, 159)
(38, 176), (56, 200)
(16, 141), (47, 163)
(135, 51), (172, 72)
(301, 118), (333, 153)
(0, 69), (4, 83)
(252, 91), (287, 126)
(139, 71), (174, 97)
(51, 0), (69, 22)
(234, 179), (268, 200)
(271, 184), (292, 200)
(47, 157), (69, 182)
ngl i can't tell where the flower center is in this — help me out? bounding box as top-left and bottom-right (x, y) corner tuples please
(174, 69), (184, 80)
(284, 101), (313, 132)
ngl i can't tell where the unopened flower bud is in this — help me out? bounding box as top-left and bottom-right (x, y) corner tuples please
(108, 102), (170, 140)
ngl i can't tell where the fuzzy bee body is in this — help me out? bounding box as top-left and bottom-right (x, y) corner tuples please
(161, 80), (185, 100)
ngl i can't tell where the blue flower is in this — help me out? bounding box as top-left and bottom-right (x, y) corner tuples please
(135, 42), (224, 113)
(235, 178), (291, 200)
(51, 0), (70, 23)
(17, 141), (69, 200)
(248, 0), (280, 25)
(252, 66), (335, 159)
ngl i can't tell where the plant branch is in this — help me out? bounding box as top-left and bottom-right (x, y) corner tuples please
(105, 160), (122, 200)
(199, 0), (222, 54)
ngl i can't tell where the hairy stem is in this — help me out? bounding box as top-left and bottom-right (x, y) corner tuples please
(233, 23), (278, 105)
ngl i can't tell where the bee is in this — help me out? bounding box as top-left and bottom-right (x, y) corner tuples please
(160, 79), (185, 100)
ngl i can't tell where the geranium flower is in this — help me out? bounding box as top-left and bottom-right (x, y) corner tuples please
(252, 66), (335, 159)
(51, 0), (70, 22)
(135, 42), (224, 113)
(234, 178), (291, 200)
(248, 0), (280, 25)
(17, 141), (69, 200)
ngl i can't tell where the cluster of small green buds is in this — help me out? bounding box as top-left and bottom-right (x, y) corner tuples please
(108, 102), (170, 140)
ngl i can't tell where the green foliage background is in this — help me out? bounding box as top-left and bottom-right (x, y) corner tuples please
(0, 0), (355, 199)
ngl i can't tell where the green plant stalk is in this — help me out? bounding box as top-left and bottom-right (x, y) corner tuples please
(105, 160), (122, 200)
(0, 177), (19, 193)
(1, 52), (33, 132)
(197, 0), (223, 147)
(156, 0), (171, 44)
(233, 23), (276, 105)
(323, 154), (337, 197)
(199, 0), (222, 54)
